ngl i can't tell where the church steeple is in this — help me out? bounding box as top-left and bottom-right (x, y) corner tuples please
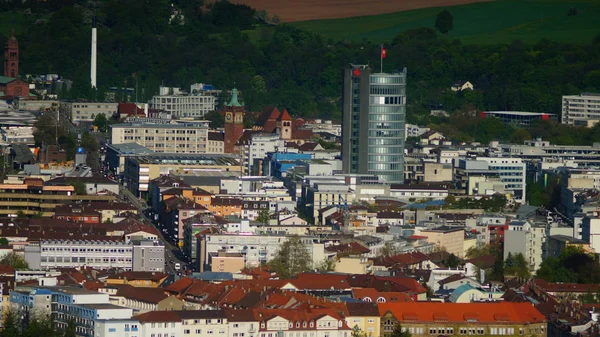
(4, 28), (19, 78)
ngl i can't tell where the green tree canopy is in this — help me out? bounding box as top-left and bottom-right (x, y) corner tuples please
(0, 252), (29, 270)
(268, 235), (312, 278)
(434, 9), (454, 34)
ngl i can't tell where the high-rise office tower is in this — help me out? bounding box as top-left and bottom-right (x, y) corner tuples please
(342, 64), (407, 184)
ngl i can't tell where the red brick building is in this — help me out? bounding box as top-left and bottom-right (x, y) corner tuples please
(0, 28), (29, 98)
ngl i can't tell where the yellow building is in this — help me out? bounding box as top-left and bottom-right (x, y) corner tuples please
(106, 271), (169, 288)
(345, 302), (381, 337)
(417, 226), (465, 257)
(209, 251), (245, 273)
(378, 302), (547, 337)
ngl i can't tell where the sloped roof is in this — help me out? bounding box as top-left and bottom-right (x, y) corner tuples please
(378, 302), (546, 324)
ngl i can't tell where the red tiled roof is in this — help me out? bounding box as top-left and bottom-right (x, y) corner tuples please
(164, 277), (197, 295)
(352, 288), (413, 303)
(286, 273), (350, 290)
(0, 264), (16, 275)
(108, 271), (168, 282)
(532, 278), (600, 293)
(378, 302), (546, 324)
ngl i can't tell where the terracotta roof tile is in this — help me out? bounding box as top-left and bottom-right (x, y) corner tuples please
(379, 302), (546, 324)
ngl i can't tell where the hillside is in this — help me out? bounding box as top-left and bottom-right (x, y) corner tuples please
(289, 0), (600, 44)
(218, 0), (491, 22)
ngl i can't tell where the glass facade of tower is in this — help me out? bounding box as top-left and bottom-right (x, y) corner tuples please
(342, 66), (407, 184)
(367, 73), (406, 183)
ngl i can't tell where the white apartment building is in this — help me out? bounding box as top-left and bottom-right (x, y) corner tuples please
(149, 93), (215, 118)
(500, 138), (600, 164)
(200, 233), (324, 269)
(405, 124), (431, 139)
(110, 123), (216, 154)
(0, 126), (34, 145)
(60, 101), (118, 122)
(11, 286), (135, 337)
(562, 93), (600, 127)
(582, 216), (600, 253)
(248, 133), (285, 175)
(503, 220), (545, 272)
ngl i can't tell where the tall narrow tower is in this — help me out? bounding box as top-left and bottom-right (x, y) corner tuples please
(4, 28), (19, 78)
(90, 16), (97, 88)
(224, 88), (245, 153)
(342, 64), (407, 184)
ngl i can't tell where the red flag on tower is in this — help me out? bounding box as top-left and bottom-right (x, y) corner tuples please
(381, 46), (387, 59)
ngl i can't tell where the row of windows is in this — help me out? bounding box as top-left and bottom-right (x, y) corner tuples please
(368, 112), (405, 121)
(369, 96), (406, 105)
(368, 155), (403, 162)
(369, 122), (404, 130)
(370, 85), (405, 95)
(370, 76), (406, 84)
(42, 247), (131, 253)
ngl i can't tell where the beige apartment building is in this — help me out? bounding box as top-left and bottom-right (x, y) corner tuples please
(417, 226), (465, 257)
(110, 123), (224, 154)
(60, 101), (118, 122)
(208, 251), (245, 273)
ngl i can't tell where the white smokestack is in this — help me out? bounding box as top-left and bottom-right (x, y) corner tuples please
(91, 16), (97, 88)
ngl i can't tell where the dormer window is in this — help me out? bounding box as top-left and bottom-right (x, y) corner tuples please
(310, 322), (314, 328)
(296, 322), (300, 328)
(261, 323), (265, 329)
(303, 322), (307, 328)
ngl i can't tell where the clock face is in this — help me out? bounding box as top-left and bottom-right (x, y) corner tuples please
(226, 113), (233, 121)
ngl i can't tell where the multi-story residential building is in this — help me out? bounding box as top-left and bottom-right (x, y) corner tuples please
(416, 226), (465, 257)
(60, 101), (118, 122)
(149, 91), (216, 118)
(562, 93), (600, 127)
(455, 157), (526, 202)
(110, 122), (212, 154)
(345, 302), (381, 337)
(379, 302), (546, 337)
(0, 181), (116, 217)
(207, 131), (225, 153)
(10, 286), (135, 336)
(342, 64), (407, 184)
(504, 220), (546, 272)
(208, 251), (245, 273)
(123, 153), (241, 198)
(24, 237), (164, 272)
(134, 310), (228, 337)
(256, 308), (351, 337)
(132, 240), (165, 272)
(581, 216), (600, 253)
(0, 126), (34, 145)
(197, 233), (325, 272)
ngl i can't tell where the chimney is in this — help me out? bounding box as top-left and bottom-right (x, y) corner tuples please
(90, 16), (97, 88)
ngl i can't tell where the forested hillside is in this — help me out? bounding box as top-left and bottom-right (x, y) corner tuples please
(1, 0), (600, 144)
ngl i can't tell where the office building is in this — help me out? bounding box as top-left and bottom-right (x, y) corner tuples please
(123, 153), (241, 198)
(110, 122), (217, 154)
(60, 101), (118, 123)
(455, 157), (526, 202)
(148, 92), (216, 118)
(562, 93), (600, 127)
(479, 111), (557, 127)
(342, 64), (407, 184)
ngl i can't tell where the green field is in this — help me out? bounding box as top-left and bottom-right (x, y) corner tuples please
(288, 0), (600, 44)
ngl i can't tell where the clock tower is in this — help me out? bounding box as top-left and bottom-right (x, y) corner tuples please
(224, 88), (245, 153)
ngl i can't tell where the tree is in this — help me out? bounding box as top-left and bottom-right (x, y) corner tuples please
(351, 325), (365, 337)
(380, 241), (400, 258)
(80, 132), (99, 153)
(256, 209), (271, 224)
(505, 252), (530, 279)
(204, 110), (225, 129)
(268, 236), (312, 278)
(0, 237), (9, 245)
(70, 182), (87, 195)
(315, 258), (336, 272)
(435, 9), (453, 34)
(0, 252), (29, 270)
(391, 323), (412, 337)
(92, 113), (109, 132)
(446, 253), (462, 268)
(1, 308), (20, 337)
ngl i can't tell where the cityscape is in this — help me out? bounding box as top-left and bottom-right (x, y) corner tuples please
(0, 1), (599, 337)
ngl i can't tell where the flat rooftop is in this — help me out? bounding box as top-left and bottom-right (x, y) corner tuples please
(131, 153), (239, 166)
(111, 122), (208, 129)
(107, 143), (153, 155)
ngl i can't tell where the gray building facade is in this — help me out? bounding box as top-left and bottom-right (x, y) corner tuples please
(342, 64), (407, 184)
(132, 240), (165, 272)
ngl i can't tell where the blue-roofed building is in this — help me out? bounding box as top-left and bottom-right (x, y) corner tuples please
(447, 283), (504, 303)
(265, 152), (312, 178)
